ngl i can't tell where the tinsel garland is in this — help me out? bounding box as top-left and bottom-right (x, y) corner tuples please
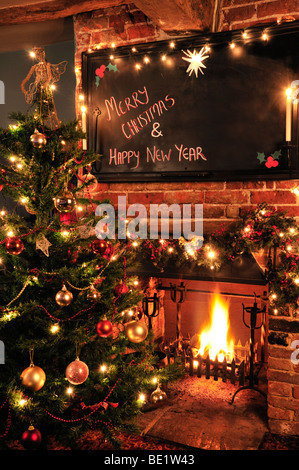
(139, 203), (299, 315)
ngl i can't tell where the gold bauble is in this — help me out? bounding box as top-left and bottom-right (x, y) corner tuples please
(30, 129), (47, 148)
(54, 192), (75, 213)
(87, 287), (101, 302)
(125, 320), (148, 343)
(121, 309), (136, 323)
(150, 385), (167, 405)
(20, 364), (46, 391)
(55, 285), (73, 307)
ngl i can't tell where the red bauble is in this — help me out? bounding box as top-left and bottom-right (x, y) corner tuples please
(92, 239), (114, 259)
(114, 282), (129, 297)
(66, 358), (89, 385)
(21, 425), (42, 450)
(102, 242), (114, 260)
(92, 239), (107, 254)
(5, 237), (24, 255)
(97, 319), (113, 337)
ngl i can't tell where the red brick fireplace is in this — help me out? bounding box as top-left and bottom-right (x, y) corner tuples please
(73, 1), (299, 438)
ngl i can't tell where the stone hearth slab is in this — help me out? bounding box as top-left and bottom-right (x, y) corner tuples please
(137, 375), (269, 450)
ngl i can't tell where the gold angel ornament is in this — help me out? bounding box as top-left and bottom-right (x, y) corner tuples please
(21, 47), (67, 128)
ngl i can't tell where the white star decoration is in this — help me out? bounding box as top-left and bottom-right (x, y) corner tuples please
(182, 47), (209, 78)
(36, 234), (52, 257)
(75, 219), (95, 240)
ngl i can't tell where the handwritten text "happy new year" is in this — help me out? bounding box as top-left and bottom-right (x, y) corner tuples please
(109, 145), (207, 169)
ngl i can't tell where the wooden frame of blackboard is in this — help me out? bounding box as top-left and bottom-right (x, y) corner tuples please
(82, 20), (299, 183)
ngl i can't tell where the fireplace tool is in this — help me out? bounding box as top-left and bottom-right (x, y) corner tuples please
(143, 292), (159, 330)
(229, 295), (267, 405)
(169, 282), (187, 350)
(93, 107), (102, 153)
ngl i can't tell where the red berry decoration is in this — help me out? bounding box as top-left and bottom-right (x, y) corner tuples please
(5, 237), (24, 255)
(21, 425), (42, 450)
(92, 239), (114, 259)
(97, 318), (113, 337)
(114, 282), (129, 297)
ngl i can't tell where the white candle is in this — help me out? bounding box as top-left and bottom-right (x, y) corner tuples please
(81, 106), (87, 150)
(293, 99), (298, 143)
(286, 88), (292, 142)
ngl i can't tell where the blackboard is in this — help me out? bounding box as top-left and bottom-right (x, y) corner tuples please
(83, 22), (299, 182)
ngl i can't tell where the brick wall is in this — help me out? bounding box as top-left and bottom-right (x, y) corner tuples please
(267, 319), (299, 435)
(74, 1), (299, 436)
(220, 0), (299, 31)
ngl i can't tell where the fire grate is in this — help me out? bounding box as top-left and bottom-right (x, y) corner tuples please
(186, 352), (247, 385)
(163, 343), (249, 386)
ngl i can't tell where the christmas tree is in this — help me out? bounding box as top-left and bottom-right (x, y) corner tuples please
(0, 49), (180, 450)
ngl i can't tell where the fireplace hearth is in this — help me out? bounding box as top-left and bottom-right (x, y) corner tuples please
(137, 373), (269, 450)
(138, 281), (270, 449)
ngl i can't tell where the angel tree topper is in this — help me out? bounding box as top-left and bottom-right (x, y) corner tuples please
(21, 47), (67, 128)
(182, 47), (209, 78)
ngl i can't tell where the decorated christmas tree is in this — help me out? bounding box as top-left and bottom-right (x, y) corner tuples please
(0, 49), (180, 450)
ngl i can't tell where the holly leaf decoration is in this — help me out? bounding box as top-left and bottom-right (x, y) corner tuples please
(257, 152), (266, 164)
(272, 149), (282, 160)
(107, 63), (119, 72)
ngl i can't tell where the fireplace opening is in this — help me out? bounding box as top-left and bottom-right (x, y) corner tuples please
(149, 279), (269, 403)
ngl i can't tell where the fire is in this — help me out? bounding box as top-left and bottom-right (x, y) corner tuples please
(197, 293), (235, 362)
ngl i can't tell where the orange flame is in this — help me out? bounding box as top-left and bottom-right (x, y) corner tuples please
(198, 293), (234, 362)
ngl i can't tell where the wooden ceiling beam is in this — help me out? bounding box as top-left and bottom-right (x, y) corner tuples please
(0, 0), (218, 33)
(133, 0), (217, 33)
(0, 0), (126, 26)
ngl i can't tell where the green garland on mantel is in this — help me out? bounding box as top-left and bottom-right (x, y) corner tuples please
(139, 203), (299, 316)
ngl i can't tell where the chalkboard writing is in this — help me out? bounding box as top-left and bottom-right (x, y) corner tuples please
(83, 22), (299, 182)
